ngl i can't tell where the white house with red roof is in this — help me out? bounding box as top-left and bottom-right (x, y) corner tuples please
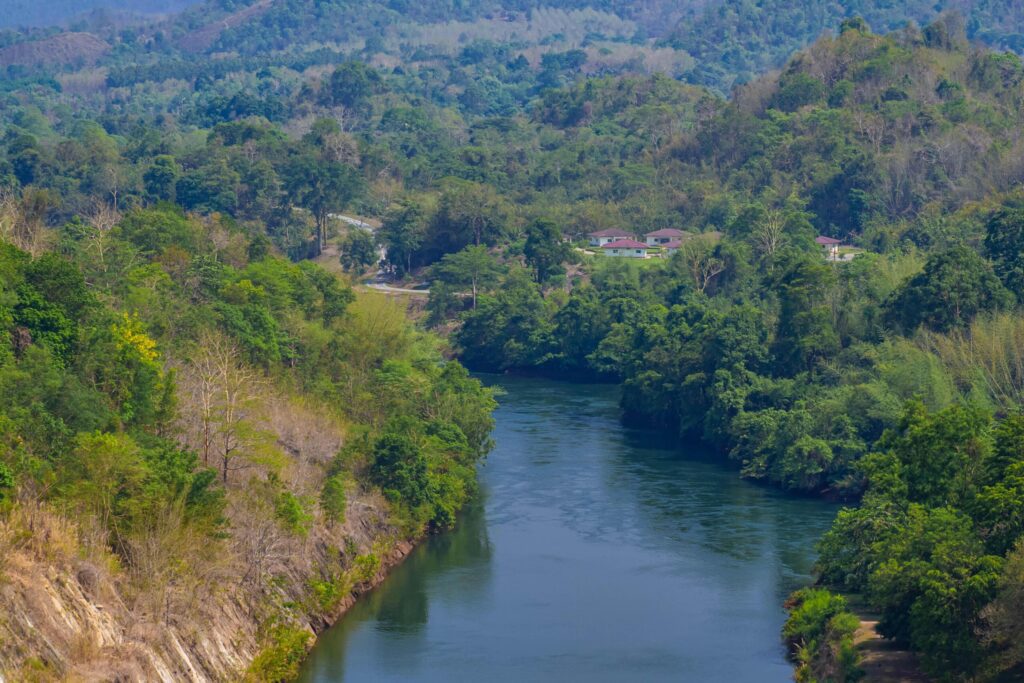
(589, 228), (635, 247)
(645, 228), (689, 246)
(602, 239), (650, 258)
(815, 236), (842, 260)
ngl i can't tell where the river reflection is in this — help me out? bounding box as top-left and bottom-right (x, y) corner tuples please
(298, 376), (837, 682)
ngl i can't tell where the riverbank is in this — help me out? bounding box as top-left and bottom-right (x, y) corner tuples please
(0, 484), (423, 682)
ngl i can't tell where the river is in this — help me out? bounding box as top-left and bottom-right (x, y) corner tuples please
(298, 376), (838, 682)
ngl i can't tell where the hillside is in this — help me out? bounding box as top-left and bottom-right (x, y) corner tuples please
(3, 0), (1022, 94)
(0, 32), (109, 68)
(2, 4), (1024, 682)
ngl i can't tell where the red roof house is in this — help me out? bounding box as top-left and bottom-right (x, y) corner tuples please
(589, 228), (636, 246)
(645, 228), (690, 245)
(602, 239), (650, 258)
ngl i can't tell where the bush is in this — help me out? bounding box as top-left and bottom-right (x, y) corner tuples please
(0, 462), (13, 502)
(784, 588), (862, 683)
(245, 624), (312, 683)
(320, 473), (347, 524)
(275, 491), (313, 537)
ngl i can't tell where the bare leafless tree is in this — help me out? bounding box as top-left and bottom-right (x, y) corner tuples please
(680, 237), (726, 293)
(178, 334), (278, 484)
(755, 209), (786, 270)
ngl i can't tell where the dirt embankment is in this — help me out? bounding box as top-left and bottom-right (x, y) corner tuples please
(0, 498), (416, 682)
(0, 385), (420, 682)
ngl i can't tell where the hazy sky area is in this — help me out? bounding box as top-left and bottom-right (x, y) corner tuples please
(0, 0), (201, 28)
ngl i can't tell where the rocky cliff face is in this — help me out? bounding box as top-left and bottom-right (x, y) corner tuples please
(0, 391), (417, 682)
(0, 494), (414, 682)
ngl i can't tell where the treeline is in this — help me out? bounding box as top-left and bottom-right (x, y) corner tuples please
(669, 2), (1024, 91)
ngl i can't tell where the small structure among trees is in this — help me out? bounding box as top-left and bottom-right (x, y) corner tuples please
(815, 235), (842, 260)
(645, 228), (689, 246)
(662, 239), (683, 255)
(589, 228), (634, 247)
(601, 239), (649, 258)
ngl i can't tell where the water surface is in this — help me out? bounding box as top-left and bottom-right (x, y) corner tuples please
(299, 376), (837, 682)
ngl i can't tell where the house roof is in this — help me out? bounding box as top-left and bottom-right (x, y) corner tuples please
(645, 228), (687, 238)
(589, 228), (633, 238)
(662, 240), (683, 249)
(815, 236), (842, 245)
(602, 239), (649, 249)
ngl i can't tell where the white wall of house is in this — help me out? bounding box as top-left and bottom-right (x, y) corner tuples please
(591, 235), (630, 247)
(604, 248), (648, 258)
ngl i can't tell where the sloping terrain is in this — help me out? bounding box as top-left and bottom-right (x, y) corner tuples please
(0, 32), (109, 68)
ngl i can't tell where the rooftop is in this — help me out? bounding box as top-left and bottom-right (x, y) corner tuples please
(815, 236), (842, 245)
(589, 228), (634, 238)
(602, 239), (649, 249)
(646, 228), (688, 238)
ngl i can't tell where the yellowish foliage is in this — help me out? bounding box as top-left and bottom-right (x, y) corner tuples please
(112, 313), (160, 365)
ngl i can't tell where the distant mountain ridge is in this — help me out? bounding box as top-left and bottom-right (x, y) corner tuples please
(0, 0), (203, 29)
(1, 0), (1021, 93)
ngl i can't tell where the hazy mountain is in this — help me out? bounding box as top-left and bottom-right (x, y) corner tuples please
(0, 0), (202, 28)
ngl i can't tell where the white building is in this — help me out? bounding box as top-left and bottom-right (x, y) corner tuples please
(589, 229), (635, 247)
(602, 239), (650, 258)
(644, 228), (689, 246)
(815, 236), (842, 260)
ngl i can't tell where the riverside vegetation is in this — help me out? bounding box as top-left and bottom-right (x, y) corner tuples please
(0, 205), (497, 677)
(2, 2), (1024, 682)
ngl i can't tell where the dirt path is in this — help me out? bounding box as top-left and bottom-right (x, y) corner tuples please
(854, 616), (931, 682)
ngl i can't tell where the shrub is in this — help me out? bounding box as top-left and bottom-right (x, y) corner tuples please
(320, 473), (347, 524)
(784, 588), (862, 683)
(246, 624), (312, 683)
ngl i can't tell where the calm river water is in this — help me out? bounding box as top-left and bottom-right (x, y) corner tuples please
(298, 376), (837, 682)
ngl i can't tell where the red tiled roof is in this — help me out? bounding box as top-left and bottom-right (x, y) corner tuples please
(602, 239), (649, 249)
(662, 240), (682, 249)
(646, 228), (687, 238)
(589, 228), (633, 238)
(815, 236), (842, 245)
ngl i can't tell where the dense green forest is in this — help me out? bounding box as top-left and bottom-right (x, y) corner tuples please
(4, 0), (1024, 680)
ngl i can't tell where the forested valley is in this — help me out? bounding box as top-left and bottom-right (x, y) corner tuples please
(2, 1), (1024, 681)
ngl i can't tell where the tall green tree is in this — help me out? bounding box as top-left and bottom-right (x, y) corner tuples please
(771, 254), (839, 373)
(339, 229), (378, 273)
(984, 207), (1024, 299)
(433, 245), (501, 308)
(380, 200), (428, 276)
(429, 180), (512, 253)
(523, 218), (571, 284)
(284, 155), (363, 255)
(886, 246), (1012, 333)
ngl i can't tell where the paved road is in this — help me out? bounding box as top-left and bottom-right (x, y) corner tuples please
(365, 282), (430, 295)
(330, 214), (430, 295)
